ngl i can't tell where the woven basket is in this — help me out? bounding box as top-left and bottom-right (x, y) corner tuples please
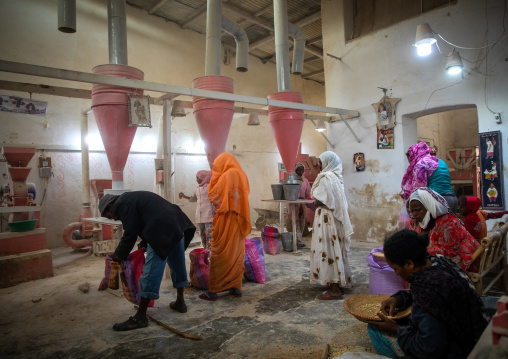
(343, 294), (411, 323)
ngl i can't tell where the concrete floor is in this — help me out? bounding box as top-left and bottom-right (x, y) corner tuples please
(0, 234), (381, 359)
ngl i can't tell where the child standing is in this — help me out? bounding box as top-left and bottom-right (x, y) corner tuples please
(179, 170), (214, 249)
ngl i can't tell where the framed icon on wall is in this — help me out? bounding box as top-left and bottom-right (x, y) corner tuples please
(354, 153), (365, 171)
(128, 94), (151, 128)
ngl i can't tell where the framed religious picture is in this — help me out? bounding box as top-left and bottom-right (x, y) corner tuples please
(128, 94), (151, 127)
(377, 128), (394, 149)
(0, 94), (47, 115)
(372, 96), (401, 130)
(354, 153), (365, 172)
(478, 131), (504, 209)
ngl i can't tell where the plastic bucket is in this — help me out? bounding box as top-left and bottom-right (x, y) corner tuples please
(281, 232), (293, 251)
(283, 184), (300, 201)
(271, 184), (284, 200)
(367, 248), (407, 295)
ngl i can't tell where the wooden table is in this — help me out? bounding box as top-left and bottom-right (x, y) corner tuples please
(261, 199), (314, 253)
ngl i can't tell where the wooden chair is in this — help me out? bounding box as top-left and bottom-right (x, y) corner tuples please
(467, 215), (508, 296)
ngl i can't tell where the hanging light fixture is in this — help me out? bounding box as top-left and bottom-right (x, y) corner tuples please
(315, 119), (326, 132)
(170, 100), (186, 117)
(247, 112), (260, 125)
(446, 50), (463, 74)
(415, 23), (436, 56)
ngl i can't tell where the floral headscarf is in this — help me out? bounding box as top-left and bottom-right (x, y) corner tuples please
(400, 142), (439, 200)
(196, 170), (212, 187)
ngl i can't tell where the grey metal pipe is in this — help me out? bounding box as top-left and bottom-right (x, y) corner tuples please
(205, 0), (222, 76)
(288, 24), (305, 74)
(80, 110), (91, 205)
(221, 17), (249, 72)
(273, 0), (291, 92)
(58, 0), (76, 33)
(108, 0), (128, 65)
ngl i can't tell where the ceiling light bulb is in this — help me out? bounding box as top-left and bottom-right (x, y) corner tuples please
(315, 119), (326, 132)
(170, 100), (186, 117)
(447, 66), (462, 74)
(446, 50), (463, 75)
(417, 43), (432, 56)
(247, 112), (260, 125)
(415, 23), (436, 57)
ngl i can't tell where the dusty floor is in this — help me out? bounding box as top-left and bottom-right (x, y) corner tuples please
(0, 234), (381, 359)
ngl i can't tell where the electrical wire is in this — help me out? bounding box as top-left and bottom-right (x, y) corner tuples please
(435, 33), (508, 50)
(434, 0), (506, 51)
(482, 0), (505, 115)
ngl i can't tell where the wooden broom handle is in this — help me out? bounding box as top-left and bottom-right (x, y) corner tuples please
(134, 305), (202, 340)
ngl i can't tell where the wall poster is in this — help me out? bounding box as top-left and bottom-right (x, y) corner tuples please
(0, 94), (47, 115)
(478, 131), (504, 209)
(377, 128), (394, 149)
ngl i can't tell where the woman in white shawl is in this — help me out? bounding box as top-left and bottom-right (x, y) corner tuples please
(311, 151), (354, 299)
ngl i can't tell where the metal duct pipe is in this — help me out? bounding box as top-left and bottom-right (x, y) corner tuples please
(81, 110), (91, 207)
(108, 0), (128, 65)
(79, 109), (94, 238)
(273, 0), (291, 92)
(58, 0), (76, 33)
(205, 0), (222, 76)
(288, 24), (305, 74)
(221, 17), (249, 72)
(63, 222), (93, 248)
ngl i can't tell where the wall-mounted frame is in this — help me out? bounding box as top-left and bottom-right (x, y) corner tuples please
(128, 94), (151, 127)
(377, 128), (394, 149)
(354, 152), (365, 171)
(371, 96), (401, 130)
(479, 130), (504, 209)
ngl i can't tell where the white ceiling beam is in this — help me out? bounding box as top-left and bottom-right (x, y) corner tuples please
(0, 60), (359, 118)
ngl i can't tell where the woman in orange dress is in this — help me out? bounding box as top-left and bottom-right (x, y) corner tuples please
(199, 153), (251, 300)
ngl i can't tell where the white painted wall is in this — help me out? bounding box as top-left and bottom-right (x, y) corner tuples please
(321, 0), (508, 242)
(0, 0), (327, 247)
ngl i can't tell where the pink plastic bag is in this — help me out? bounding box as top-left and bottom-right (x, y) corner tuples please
(398, 204), (411, 229)
(98, 248), (154, 307)
(261, 226), (281, 255)
(244, 238), (266, 284)
(189, 248), (210, 289)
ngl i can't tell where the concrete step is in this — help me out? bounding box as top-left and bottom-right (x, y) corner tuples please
(0, 249), (53, 287)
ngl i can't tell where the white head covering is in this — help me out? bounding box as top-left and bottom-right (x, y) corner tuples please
(319, 151), (344, 179)
(293, 162), (305, 180)
(311, 151), (353, 247)
(409, 188), (450, 228)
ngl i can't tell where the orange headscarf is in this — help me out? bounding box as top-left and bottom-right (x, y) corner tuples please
(208, 153), (251, 233)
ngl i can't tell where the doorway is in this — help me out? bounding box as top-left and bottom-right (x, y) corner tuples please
(415, 106), (480, 199)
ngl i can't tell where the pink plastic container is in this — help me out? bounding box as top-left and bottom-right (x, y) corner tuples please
(367, 248), (407, 295)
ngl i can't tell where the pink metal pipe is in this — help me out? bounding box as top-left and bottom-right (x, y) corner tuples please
(63, 222), (93, 248)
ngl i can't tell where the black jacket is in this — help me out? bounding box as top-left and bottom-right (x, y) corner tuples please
(113, 191), (196, 260)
